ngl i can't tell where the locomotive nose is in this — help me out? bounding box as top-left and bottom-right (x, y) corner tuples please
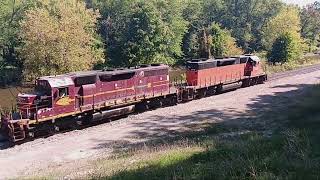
(17, 93), (37, 105)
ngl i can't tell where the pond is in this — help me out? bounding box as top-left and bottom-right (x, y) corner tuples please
(0, 86), (32, 110)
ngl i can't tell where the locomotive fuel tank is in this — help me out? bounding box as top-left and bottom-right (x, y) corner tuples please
(92, 105), (135, 122)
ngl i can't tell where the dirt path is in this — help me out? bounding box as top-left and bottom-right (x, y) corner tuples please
(1, 70), (320, 178)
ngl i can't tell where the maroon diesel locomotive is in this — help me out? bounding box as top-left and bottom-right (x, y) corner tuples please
(0, 55), (266, 143)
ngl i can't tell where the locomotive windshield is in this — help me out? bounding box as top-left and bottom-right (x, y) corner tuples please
(249, 56), (260, 62)
(35, 80), (51, 96)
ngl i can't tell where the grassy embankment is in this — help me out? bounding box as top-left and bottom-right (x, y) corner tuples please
(261, 54), (320, 74)
(32, 83), (320, 179)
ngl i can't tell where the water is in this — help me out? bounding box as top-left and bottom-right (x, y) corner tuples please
(0, 86), (32, 110)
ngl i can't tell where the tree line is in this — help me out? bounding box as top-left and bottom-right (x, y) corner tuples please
(0, 0), (319, 84)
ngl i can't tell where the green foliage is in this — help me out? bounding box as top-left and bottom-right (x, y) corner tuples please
(20, 0), (104, 81)
(182, 0), (283, 58)
(262, 6), (301, 50)
(267, 32), (302, 64)
(0, 0), (317, 84)
(123, 0), (187, 66)
(220, 0), (283, 52)
(301, 2), (320, 52)
(0, 0), (36, 68)
(210, 23), (243, 57)
(93, 0), (187, 67)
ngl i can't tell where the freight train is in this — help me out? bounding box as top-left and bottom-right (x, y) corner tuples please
(0, 55), (267, 143)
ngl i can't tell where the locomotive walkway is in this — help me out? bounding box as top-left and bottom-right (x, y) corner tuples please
(1, 64), (320, 178)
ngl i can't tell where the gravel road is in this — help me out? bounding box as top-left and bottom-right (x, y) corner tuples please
(1, 69), (320, 178)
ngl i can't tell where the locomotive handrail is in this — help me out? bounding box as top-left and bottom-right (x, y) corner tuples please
(18, 104), (49, 110)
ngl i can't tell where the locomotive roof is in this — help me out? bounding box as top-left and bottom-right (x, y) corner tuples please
(39, 75), (74, 88)
(38, 64), (168, 87)
(73, 64), (168, 77)
(187, 55), (260, 64)
(188, 57), (236, 64)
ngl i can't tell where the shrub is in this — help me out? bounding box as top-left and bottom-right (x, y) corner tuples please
(267, 32), (303, 64)
(210, 23), (243, 57)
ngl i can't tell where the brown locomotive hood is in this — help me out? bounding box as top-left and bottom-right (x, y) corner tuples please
(18, 93), (37, 104)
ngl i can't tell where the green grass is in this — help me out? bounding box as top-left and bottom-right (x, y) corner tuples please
(263, 55), (320, 74)
(89, 85), (320, 180)
(91, 133), (316, 180)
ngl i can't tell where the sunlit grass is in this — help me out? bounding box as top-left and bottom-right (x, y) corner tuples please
(263, 55), (320, 74)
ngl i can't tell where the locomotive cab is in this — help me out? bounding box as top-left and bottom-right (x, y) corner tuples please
(244, 55), (264, 77)
(17, 80), (53, 120)
(17, 76), (76, 121)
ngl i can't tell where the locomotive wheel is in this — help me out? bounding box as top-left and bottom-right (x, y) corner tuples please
(149, 98), (163, 109)
(257, 76), (266, 84)
(241, 79), (250, 87)
(0, 125), (10, 141)
(216, 85), (223, 94)
(162, 96), (174, 106)
(136, 101), (149, 112)
(26, 126), (36, 139)
(197, 89), (207, 99)
(207, 87), (216, 96)
(251, 78), (257, 86)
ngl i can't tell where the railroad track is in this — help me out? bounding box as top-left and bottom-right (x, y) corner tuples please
(268, 63), (320, 81)
(1, 64), (320, 146)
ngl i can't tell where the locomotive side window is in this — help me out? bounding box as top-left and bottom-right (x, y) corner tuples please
(58, 87), (69, 98)
(240, 57), (248, 64)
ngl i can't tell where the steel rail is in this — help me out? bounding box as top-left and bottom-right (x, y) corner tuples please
(2, 64), (320, 146)
(268, 63), (320, 81)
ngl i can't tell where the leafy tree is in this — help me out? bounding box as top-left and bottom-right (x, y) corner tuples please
(93, 0), (187, 67)
(210, 23), (243, 57)
(182, 0), (283, 55)
(262, 6), (301, 50)
(91, 0), (133, 67)
(0, 0), (36, 68)
(123, 0), (187, 66)
(20, 0), (104, 81)
(181, 0), (225, 58)
(220, 0), (283, 52)
(267, 32), (303, 64)
(301, 2), (320, 52)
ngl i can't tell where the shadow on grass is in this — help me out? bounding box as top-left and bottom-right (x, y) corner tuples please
(91, 83), (310, 151)
(88, 83), (320, 179)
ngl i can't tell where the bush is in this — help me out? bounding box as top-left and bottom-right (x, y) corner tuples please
(267, 32), (303, 64)
(0, 66), (21, 87)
